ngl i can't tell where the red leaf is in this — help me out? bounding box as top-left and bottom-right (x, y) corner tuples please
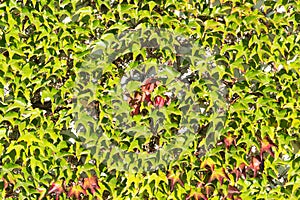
(141, 78), (159, 94)
(223, 133), (236, 149)
(2, 178), (8, 190)
(154, 96), (165, 108)
(130, 104), (140, 116)
(165, 95), (171, 106)
(81, 176), (100, 194)
(227, 185), (240, 199)
(143, 93), (152, 105)
(129, 93), (142, 115)
(204, 185), (214, 197)
(231, 163), (247, 181)
(48, 181), (65, 200)
(260, 136), (277, 160)
(167, 171), (184, 192)
(250, 156), (261, 177)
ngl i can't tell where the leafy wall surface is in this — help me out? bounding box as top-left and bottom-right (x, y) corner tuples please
(0, 0), (299, 199)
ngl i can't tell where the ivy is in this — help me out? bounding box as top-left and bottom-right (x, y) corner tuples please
(0, 0), (299, 199)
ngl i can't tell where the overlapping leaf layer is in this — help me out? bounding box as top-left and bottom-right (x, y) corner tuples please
(0, 0), (299, 199)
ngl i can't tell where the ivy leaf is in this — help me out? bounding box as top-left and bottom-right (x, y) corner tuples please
(259, 136), (277, 160)
(223, 133), (237, 149)
(81, 176), (100, 195)
(154, 96), (166, 108)
(231, 163), (247, 181)
(249, 156), (263, 177)
(227, 185), (241, 199)
(208, 166), (229, 185)
(67, 182), (87, 199)
(167, 171), (184, 192)
(186, 183), (208, 200)
(48, 180), (65, 200)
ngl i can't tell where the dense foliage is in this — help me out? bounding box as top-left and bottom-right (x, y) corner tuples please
(0, 0), (300, 199)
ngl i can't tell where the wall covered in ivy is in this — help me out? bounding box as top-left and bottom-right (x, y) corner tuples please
(0, 0), (300, 199)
